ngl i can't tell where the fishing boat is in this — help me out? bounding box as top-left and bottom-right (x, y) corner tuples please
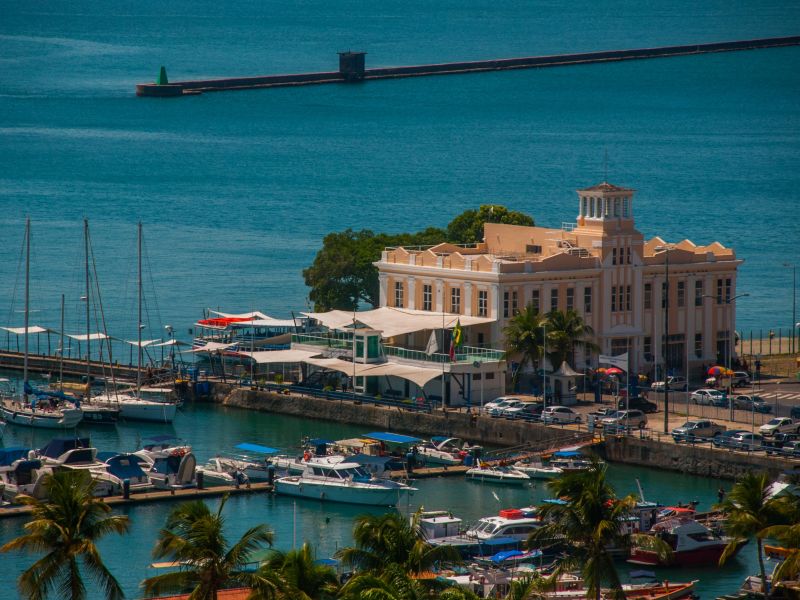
(417, 437), (473, 466)
(513, 457), (563, 479)
(465, 463), (531, 485)
(629, 517), (747, 567)
(273, 455), (415, 506)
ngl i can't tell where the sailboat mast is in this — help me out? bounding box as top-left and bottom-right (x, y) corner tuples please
(23, 217), (30, 392)
(84, 218), (91, 385)
(59, 293), (65, 392)
(137, 222), (142, 393)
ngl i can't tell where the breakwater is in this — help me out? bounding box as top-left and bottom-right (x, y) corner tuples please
(136, 35), (800, 97)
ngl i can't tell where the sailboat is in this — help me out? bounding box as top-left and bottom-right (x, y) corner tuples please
(0, 219), (83, 429)
(92, 223), (178, 423)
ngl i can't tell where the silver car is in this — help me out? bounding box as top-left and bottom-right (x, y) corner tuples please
(728, 432), (764, 451)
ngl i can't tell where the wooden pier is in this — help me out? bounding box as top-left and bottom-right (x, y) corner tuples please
(0, 482), (274, 520)
(0, 350), (168, 381)
(136, 35), (800, 97)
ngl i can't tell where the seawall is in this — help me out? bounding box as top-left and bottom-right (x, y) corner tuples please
(136, 35), (800, 97)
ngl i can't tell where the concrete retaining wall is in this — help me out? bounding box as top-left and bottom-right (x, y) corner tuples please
(598, 435), (798, 480)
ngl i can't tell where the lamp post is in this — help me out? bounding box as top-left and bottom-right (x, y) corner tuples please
(784, 263), (796, 354)
(654, 245), (674, 434)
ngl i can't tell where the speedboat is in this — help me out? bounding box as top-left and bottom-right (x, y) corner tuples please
(0, 447), (46, 500)
(416, 437), (471, 466)
(465, 463), (531, 485)
(273, 455), (415, 506)
(196, 457), (250, 487)
(95, 452), (153, 493)
(35, 437), (119, 496)
(425, 508), (541, 558)
(465, 509), (542, 542)
(513, 458), (563, 479)
(133, 435), (192, 464)
(629, 517), (747, 567)
(147, 449), (197, 490)
(548, 450), (594, 473)
(209, 442), (280, 482)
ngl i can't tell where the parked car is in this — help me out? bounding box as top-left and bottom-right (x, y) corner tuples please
(617, 396), (658, 414)
(484, 396), (522, 413)
(728, 432), (764, 451)
(713, 429), (750, 448)
(651, 376), (687, 392)
(672, 420), (726, 441)
(759, 418), (800, 437)
(541, 406), (582, 424)
(733, 395), (772, 413)
(791, 406), (800, 420)
(504, 401), (544, 420)
(731, 371), (751, 388)
(779, 440), (800, 458)
(764, 433), (800, 455)
(489, 399), (527, 416)
(691, 389), (725, 405)
(587, 407), (618, 427)
(600, 409), (648, 429)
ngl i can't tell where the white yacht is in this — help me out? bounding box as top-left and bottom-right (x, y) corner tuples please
(1, 397), (83, 429)
(465, 463), (531, 486)
(417, 437), (473, 466)
(0, 447), (46, 500)
(274, 455), (415, 506)
(465, 509), (543, 542)
(196, 457), (250, 487)
(95, 452), (153, 493)
(92, 392), (177, 423)
(513, 458), (563, 479)
(35, 438), (119, 496)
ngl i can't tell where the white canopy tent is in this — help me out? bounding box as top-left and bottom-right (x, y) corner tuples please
(124, 339), (161, 348)
(208, 310), (271, 320)
(1, 325), (50, 335)
(189, 341), (236, 353)
(66, 333), (110, 342)
(235, 349), (321, 364)
(304, 356), (442, 388)
(229, 318), (299, 329)
(302, 307), (494, 339)
(151, 339), (192, 348)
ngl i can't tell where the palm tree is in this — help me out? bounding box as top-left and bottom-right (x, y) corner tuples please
(528, 458), (669, 600)
(503, 304), (548, 385)
(338, 563), (478, 600)
(503, 573), (556, 600)
(545, 309), (599, 368)
(716, 473), (785, 593)
(335, 510), (459, 576)
(0, 470), (130, 600)
(259, 542), (338, 600)
(142, 495), (274, 600)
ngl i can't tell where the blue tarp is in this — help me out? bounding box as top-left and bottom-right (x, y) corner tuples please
(97, 451), (119, 463)
(363, 432), (422, 444)
(305, 438), (334, 446)
(236, 443), (279, 454)
(481, 537), (519, 547)
(106, 454), (147, 480)
(39, 438), (90, 459)
(0, 447), (30, 466)
(490, 549), (543, 563)
(552, 450), (581, 458)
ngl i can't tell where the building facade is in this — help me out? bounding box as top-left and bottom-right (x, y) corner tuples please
(376, 182), (742, 380)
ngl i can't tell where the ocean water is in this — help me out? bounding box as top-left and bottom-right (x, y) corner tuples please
(0, 399), (761, 599)
(0, 0), (799, 344)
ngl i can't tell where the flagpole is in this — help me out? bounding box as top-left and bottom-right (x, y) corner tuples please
(441, 310), (445, 411)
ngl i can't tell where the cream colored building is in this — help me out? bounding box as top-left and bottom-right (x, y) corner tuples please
(376, 182), (742, 380)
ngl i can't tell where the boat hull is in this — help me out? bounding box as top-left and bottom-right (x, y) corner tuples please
(119, 401), (177, 423)
(465, 470), (530, 486)
(629, 541), (740, 567)
(274, 477), (409, 506)
(1, 405), (83, 429)
(80, 407), (120, 424)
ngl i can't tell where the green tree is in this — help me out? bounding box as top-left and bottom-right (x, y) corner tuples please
(528, 458), (670, 600)
(259, 542), (338, 600)
(0, 470), (130, 600)
(503, 304), (548, 385)
(337, 563), (426, 600)
(545, 309), (599, 368)
(716, 473), (785, 593)
(335, 510), (459, 576)
(142, 495), (274, 600)
(446, 205), (534, 244)
(503, 574), (556, 600)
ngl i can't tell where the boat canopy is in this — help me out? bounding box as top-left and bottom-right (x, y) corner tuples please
(552, 450), (582, 458)
(229, 318), (298, 329)
(302, 306), (494, 339)
(124, 338), (160, 347)
(363, 432), (422, 444)
(39, 437), (90, 459)
(0, 447), (30, 466)
(1, 325), (49, 335)
(106, 454), (148, 480)
(490, 549), (542, 563)
(190, 341), (236, 353)
(235, 443), (279, 454)
(209, 310), (271, 320)
(66, 332), (110, 342)
(344, 454), (395, 467)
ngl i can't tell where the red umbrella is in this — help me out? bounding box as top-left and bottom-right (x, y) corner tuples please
(605, 367), (624, 376)
(707, 366), (726, 376)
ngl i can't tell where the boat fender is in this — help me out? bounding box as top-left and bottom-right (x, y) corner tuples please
(303, 451), (311, 461)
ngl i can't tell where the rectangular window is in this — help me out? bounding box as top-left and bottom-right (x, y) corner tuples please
(643, 336), (652, 360)
(526, 244), (542, 254)
(716, 278), (723, 304)
(611, 286), (617, 312)
(725, 278), (732, 302)
(662, 282), (668, 309)
(566, 288), (574, 311)
(611, 338), (628, 356)
(677, 281), (685, 308)
(422, 284), (432, 311)
(694, 333), (703, 358)
(604, 199), (610, 217)
(512, 290), (519, 315)
(531, 290), (540, 313)
(550, 289), (558, 312)
(478, 290), (488, 317)
(612, 248), (617, 265)
(613, 198), (620, 217)
(695, 280), (703, 306)
(625, 285), (631, 311)
(622, 197), (629, 217)
(626, 247), (631, 265)
(394, 282), (404, 308)
(450, 287), (461, 314)
(644, 283), (652, 310)
(581, 197), (587, 216)
(503, 291), (510, 318)
(584, 287), (592, 314)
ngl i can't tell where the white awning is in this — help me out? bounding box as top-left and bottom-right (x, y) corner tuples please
(67, 333), (109, 342)
(229, 318), (299, 328)
(150, 339), (192, 347)
(302, 307), (495, 339)
(190, 341), (236, 353)
(304, 357), (442, 388)
(1, 325), (49, 335)
(209, 310), (271, 320)
(125, 339), (161, 348)
(236, 349), (321, 364)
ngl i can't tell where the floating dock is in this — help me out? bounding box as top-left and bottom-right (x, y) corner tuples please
(136, 35), (800, 97)
(0, 350), (169, 381)
(0, 482), (274, 520)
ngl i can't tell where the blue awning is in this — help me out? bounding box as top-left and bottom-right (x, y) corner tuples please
(236, 443), (279, 454)
(481, 537), (519, 547)
(0, 447), (30, 466)
(553, 450), (581, 458)
(363, 432), (422, 444)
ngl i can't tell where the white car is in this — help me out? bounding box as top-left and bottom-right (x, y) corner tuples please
(600, 410), (648, 429)
(759, 418), (800, 438)
(541, 406), (582, 424)
(489, 399), (527, 416)
(483, 396), (522, 413)
(691, 389), (724, 405)
(651, 376), (687, 392)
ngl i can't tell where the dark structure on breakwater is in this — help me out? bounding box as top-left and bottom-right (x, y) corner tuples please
(136, 35), (800, 97)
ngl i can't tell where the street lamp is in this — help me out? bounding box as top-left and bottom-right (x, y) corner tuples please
(654, 244), (675, 434)
(702, 292), (749, 421)
(784, 263), (796, 354)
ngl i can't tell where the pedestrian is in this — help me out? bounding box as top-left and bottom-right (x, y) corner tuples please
(718, 487), (726, 504)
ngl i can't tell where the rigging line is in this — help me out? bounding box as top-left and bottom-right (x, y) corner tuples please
(142, 228), (164, 334)
(5, 223), (27, 327)
(89, 227), (120, 397)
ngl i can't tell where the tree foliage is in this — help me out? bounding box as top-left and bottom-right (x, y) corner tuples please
(446, 205), (534, 244)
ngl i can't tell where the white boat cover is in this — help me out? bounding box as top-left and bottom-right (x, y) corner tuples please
(302, 307), (495, 339)
(1, 325), (49, 335)
(124, 339), (160, 347)
(208, 310), (271, 320)
(190, 341), (236, 353)
(236, 349), (321, 364)
(304, 356), (442, 387)
(66, 332), (110, 342)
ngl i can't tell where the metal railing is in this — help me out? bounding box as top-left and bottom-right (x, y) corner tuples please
(291, 332), (352, 350)
(383, 345), (505, 364)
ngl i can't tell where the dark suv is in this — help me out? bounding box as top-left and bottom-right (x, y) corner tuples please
(618, 396), (658, 414)
(791, 406), (800, 420)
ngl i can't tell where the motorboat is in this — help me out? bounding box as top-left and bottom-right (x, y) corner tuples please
(465, 463), (531, 485)
(196, 457), (250, 487)
(416, 437), (472, 466)
(629, 517), (747, 567)
(147, 449), (197, 490)
(133, 435), (192, 465)
(547, 450), (594, 473)
(0, 447), (46, 500)
(513, 457), (563, 479)
(273, 455), (415, 506)
(95, 452), (153, 493)
(209, 442), (280, 483)
(465, 509), (542, 542)
(35, 437), (119, 496)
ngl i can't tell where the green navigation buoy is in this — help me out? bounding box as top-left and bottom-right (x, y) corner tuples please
(156, 66), (169, 85)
